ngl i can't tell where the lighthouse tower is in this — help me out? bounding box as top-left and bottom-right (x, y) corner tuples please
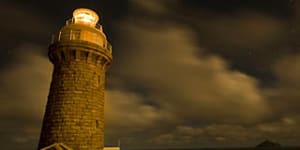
(38, 8), (112, 150)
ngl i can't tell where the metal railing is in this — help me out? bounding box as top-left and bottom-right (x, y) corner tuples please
(51, 29), (112, 54)
(65, 19), (103, 31)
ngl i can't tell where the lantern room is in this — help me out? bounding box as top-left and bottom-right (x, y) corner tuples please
(73, 8), (99, 27)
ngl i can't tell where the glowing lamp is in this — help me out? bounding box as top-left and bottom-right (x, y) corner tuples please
(73, 8), (99, 26)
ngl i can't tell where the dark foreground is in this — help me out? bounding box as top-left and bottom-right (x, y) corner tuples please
(133, 148), (300, 150)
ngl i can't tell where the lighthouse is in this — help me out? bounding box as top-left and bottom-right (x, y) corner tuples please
(38, 8), (112, 150)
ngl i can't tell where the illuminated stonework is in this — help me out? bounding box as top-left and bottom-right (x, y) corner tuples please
(38, 8), (112, 150)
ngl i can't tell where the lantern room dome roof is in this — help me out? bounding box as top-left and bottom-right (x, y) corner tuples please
(73, 8), (99, 26)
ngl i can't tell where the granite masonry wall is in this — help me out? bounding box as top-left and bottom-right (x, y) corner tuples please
(38, 42), (111, 150)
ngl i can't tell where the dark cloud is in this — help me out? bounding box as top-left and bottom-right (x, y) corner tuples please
(117, 0), (291, 83)
(1, 0), (300, 149)
(183, 0), (290, 18)
(105, 0), (300, 147)
(265, 54), (300, 116)
(0, 2), (53, 36)
(113, 21), (270, 124)
(0, 43), (52, 150)
(194, 11), (289, 83)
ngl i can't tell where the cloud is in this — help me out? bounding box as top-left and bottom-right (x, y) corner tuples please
(145, 116), (300, 148)
(192, 11), (289, 82)
(0, 43), (52, 119)
(196, 11), (287, 49)
(0, 2), (53, 38)
(2, 0), (299, 149)
(273, 54), (300, 86)
(113, 20), (270, 124)
(0, 43), (52, 150)
(123, 0), (291, 98)
(104, 90), (166, 146)
(3, 38), (297, 149)
(105, 90), (161, 131)
(265, 54), (300, 116)
(247, 53), (300, 146)
(129, 0), (176, 14)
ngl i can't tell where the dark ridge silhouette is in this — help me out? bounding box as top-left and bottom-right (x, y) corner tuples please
(256, 140), (281, 148)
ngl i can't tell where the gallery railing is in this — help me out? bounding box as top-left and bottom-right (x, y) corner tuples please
(51, 29), (112, 54)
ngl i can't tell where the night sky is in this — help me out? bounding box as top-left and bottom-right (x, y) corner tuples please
(1, 0), (300, 149)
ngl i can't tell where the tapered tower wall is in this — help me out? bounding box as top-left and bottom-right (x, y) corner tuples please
(38, 8), (112, 150)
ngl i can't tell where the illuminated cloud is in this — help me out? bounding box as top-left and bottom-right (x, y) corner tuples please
(1, 0), (300, 149)
(113, 20), (271, 124)
(266, 54), (300, 115)
(129, 0), (175, 14)
(0, 43), (52, 149)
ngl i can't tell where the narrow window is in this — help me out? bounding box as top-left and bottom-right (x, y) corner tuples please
(80, 51), (85, 60)
(96, 56), (100, 65)
(92, 54), (97, 63)
(95, 75), (100, 88)
(98, 75), (101, 88)
(80, 51), (89, 61)
(60, 51), (65, 60)
(71, 50), (76, 60)
(96, 120), (99, 128)
(85, 52), (89, 62)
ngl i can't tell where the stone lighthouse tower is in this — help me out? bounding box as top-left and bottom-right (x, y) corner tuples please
(38, 8), (112, 150)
